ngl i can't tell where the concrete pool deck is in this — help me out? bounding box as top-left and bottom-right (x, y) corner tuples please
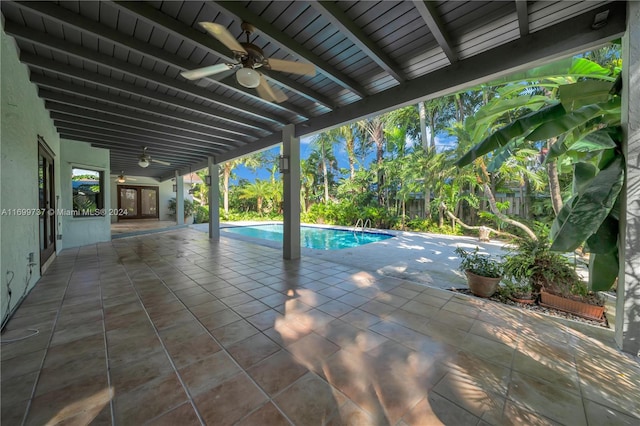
(192, 222), (509, 290)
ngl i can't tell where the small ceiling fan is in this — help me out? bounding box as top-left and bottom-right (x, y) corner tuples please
(181, 22), (316, 103)
(115, 171), (137, 184)
(138, 147), (171, 168)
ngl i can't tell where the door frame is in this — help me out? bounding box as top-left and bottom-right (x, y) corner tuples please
(38, 136), (56, 271)
(117, 185), (160, 220)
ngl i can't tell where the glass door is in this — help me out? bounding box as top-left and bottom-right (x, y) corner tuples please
(118, 186), (159, 219)
(38, 141), (55, 268)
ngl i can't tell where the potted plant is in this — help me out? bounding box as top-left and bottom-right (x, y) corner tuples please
(500, 276), (535, 305)
(454, 246), (503, 298)
(168, 198), (195, 224)
(503, 237), (605, 321)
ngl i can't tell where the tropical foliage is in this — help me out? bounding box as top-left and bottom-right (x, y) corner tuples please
(196, 46), (621, 292)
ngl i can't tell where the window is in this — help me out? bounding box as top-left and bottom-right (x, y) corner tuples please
(72, 168), (104, 217)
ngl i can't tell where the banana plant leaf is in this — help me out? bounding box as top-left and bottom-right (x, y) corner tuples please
(586, 215), (619, 254)
(547, 129), (617, 161)
(456, 103), (565, 167)
(550, 156), (624, 252)
(467, 96), (551, 143)
(558, 80), (615, 111)
(572, 163), (598, 195)
(589, 250), (619, 291)
(486, 138), (525, 172)
(526, 98), (621, 142)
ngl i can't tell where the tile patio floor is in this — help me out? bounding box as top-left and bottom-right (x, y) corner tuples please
(1, 229), (639, 425)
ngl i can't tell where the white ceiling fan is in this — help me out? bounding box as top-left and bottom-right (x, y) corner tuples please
(138, 147), (171, 168)
(181, 22), (316, 103)
(115, 171), (137, 184)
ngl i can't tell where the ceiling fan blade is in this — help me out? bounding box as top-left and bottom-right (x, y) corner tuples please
(256, 75), (288, 103)
(267, 58), (316, 76)
(151, 158), (171, 166)
(199, 22), (247, 55)
(181, 63), (234, 80)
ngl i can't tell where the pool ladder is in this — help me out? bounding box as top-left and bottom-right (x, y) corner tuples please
(353, 218), (371, 234)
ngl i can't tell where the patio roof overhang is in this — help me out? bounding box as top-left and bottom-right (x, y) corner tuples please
(0, 1), (626, 180)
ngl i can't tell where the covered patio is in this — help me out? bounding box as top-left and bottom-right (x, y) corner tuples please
(3, 229), (639, 425)
(2, 0), (640, 424)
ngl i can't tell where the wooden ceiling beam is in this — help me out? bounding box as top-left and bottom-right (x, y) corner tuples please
(309, 1), (406, 83)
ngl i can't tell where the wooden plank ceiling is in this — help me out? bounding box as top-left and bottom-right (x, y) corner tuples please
(0, 1), (626, 179)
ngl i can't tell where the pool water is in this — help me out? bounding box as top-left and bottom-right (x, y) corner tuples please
(223, 224), (393, 250)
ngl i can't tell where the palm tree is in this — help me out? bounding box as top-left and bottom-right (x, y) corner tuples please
(358, 114), (390, 205)
(221, 153), (262, 214)
(238, 179), (271, 214)
(310, 131), (339, 203)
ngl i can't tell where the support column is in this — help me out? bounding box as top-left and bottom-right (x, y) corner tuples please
(282, 124), (301, 260)
(618, 0), (640, 356)
(175, 171), (184, 225)
(208, 157), (220, 241)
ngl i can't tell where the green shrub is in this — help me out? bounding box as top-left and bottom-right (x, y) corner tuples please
(194, 205), (209, 224)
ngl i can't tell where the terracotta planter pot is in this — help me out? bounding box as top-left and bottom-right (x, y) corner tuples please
(464, 270), (501, 298)
(539, 290), (605, 321)
(508, 295), (535, 305)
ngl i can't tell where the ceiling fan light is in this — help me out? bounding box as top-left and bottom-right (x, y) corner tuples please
(138, 158), (150, 168)
(236, 67), (260, 88)
(117, 175), (126, 183)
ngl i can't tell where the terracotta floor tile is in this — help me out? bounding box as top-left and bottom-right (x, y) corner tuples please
(179, 351), (241, 396)
(317, 300), (354, 318)
(114, 373), (187, 425)
(210, 319), (259, 347)
(274, 373), (343, 425)
(146, 402), (201, 426)
(164, 331), (223, 368)
(228, 333), (281, 369)
(108, 334), (164, 367)
(246, 309), (283, 331)
(286, 332), (340, 375)
(236, 402), (290, 426)
(219, 292), (254, 307)
(158, 320), (208, 346)
(199, 309), (242, 331)
(402, 393), (479, 426)
(150, 308), (195, 330)
(49, 320), (104, 347)
(104, 310), (150, 331)
(194, 373), (267, 425)
(0, 329), (53, 361)
(26, 373), (110, 426)
(233, 300), (271, 317)
(507, 371), (587, 426)
(583, 398), (640, 426)
(188, 299), (227, 318)
(0, 371), (38, 408)
(36, 353), (107, 396)
(247, 350), (309, 396)
(178, 292), (218, 307)
(1, 349), (45, 381)
(110, 351), (173, 394)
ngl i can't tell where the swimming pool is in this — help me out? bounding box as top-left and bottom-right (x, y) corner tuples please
(223, 224), (393, 250)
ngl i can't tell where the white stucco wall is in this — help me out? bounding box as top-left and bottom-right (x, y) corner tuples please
(109, 175), (194, 223)
(0, 24), (61, 323)
(60, 139), (111, 249)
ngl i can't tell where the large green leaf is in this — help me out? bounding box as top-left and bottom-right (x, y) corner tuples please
(572, 163), (598, 194)
(456, 103), (565, 167)
(558, 80), (614, 111)
(550, 156), (624, 252)
(486, 138), (524, 172)
(526, 98), (621, 142)
(589, 251), (618, 291)
(585, 215), (618, 254)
